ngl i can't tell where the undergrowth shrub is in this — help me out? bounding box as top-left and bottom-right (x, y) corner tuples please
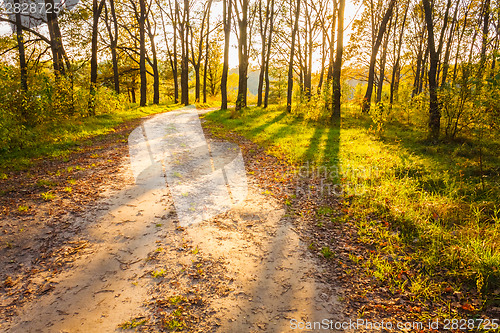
(0, 68), (127, 153)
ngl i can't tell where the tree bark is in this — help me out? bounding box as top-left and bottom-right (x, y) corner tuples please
(440, 1), (459, 87)
(45, 0), (66, 76)
(477, 0), (491, 80)
(161, 1), (178, 103)
(327, 0), (337, 85)
(257, 0), (268, 107)
(423, 0), (440, 141)
(89, 0), (105, 115)
(146, 17), (160, 104)
(221, 0), (231, 109)
(331, 0), (345, 122)
(178, 0), (190, 105)
(105, 0), (120, 94)
(14, 0), (27, 93)
(362, 0), (396, 113)
(286, 0), (300, 113)
(138, 0), (147, 106)
(263, 0), (275, 108)
(376, 16), (392, 103)
(390, 0), (408, 104)
(235, 0), (249, 112)
(203, 11), (210, 103)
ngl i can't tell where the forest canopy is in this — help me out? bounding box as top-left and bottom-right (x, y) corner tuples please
(0, 0), (498, 146)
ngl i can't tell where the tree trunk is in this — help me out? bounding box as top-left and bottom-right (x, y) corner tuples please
(138, 0), (147, 106)
(452, 8), (469, 84)
(131, 76), (137, 103)
(327, 0), (337, 85)
(412, 36), (424, 97)
(263, 0), (275, 108)
(441, 1), (459, 87)
(286, 0), (300, 113)
(435, 0), (452, 85)
(331, 0), (345, 122)
(257, 0), (267, 107)
(147, 18), (160, 104)
(423, 0), (440, 141)
(105, 0), (120, 94)
(418, 47), (429, 94)
(235, 0), (249, 112)
(179, 0), (190, 106)
(45, 0), (66, 76)
(14, 0), (27, 93)
(390, 0), (408, 104)
(161, 1), (178, 103)
(376, 17), (392, 103)
(221, 0), (231, 109)
(362, 0), (396, 113)
(203, 12), (210, 103)
(317, 31), (326, 93)
(89, 0), (105, 115)
(304, 5), (312, 100)
(477, 0), (491, 80)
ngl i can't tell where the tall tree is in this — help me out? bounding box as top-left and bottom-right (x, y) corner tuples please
(477, 0), (491, 80)
(146, 12), (160, 104)
(139, 0), (148, 106)
(203, 8), (211, 103)
(389, 0), (409, 104)
(13, 0), (27, 92)
(286, 0), (300, 113)
(263, 0), (275, 108)
(221, 0), (232, 109)
(89, 0), (106, 115)
(257, 0), (267, 106)
(331, 0), (344, 121)
(104, 0), (120, 94)
(45, 0), (67, 76)
(376, 15), (393, 103)
(422, 0), (440, 141)
(235, 0), (249, 112)
(362, 0), (396, 113)
(159, 0), (179, 103)
(189, 0), (212, 102)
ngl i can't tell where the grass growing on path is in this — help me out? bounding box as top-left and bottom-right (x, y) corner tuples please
(204, 105), (500, 312)
(0, 103), (181, 171)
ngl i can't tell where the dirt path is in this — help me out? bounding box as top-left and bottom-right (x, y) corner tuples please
(1, 107), (345, 332)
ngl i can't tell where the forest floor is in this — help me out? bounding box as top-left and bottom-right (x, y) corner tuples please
(1, 105), (498, 333)
(0, 106), (349, 333)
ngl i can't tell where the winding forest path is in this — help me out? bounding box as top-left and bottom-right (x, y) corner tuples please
(1, 107), (345, 332)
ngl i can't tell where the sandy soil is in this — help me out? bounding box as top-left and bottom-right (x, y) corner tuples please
(1, 108), (346, 333)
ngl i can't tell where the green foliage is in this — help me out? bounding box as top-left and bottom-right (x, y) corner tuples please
(151, 269), (166, 278)
(205, 104), (500, 303)
(118, 317), (147, 329)
(293, 92), (330, 122)
(321, 246), (335, 258)
(369, 102), (388, 133)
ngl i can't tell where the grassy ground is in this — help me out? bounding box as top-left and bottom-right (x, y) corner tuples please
(0, 103), (182, 172)
(203, 104), (500, 314)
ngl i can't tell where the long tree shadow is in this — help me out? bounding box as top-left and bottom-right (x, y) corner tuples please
(247, 111), (288, 138)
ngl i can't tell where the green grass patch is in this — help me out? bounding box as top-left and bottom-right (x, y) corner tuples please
(151, 269), (166, 278)
(204, 104), (500, 308)
(118, 317), (147, 329)
(0, 103), (181, 171)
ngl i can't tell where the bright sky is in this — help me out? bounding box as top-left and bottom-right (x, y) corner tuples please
(223, 0), (360, 69)
(1, 0), (360, 71)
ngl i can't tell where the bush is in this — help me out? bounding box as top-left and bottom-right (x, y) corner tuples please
(0, 65), (128, 153)
(95, 87), (126, 114)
